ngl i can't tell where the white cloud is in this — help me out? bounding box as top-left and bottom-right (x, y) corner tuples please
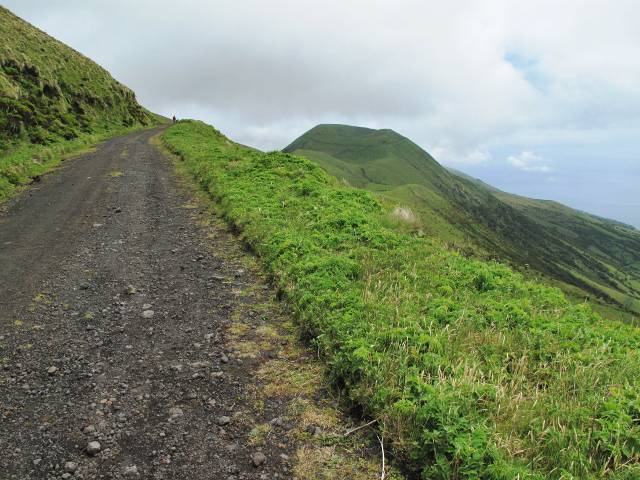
(466, 149), (493, 164)
(431, 145), (492, 166)
(507, 151), (552, 172)
(8, 0), (640, 153)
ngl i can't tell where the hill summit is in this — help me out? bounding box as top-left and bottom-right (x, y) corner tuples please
(284, 124), (453, 191)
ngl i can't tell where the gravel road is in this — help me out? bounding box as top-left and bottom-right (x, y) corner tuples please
(0, 128), (300, 479)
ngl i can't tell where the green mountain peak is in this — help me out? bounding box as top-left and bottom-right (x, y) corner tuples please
(285, 123), (640, 321)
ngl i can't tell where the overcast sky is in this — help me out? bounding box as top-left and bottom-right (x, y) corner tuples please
(5, 0), (639, 227)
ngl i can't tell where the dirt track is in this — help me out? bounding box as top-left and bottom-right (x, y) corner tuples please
(0, 128), (302, 479)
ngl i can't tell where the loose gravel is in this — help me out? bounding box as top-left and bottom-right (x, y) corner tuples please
(0, 128), (300, 479)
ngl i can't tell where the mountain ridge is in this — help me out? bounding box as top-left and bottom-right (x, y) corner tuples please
(448, 166), (640, 231)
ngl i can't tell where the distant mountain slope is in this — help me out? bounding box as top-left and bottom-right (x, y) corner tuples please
(0, 6), (152, 151)
(284, 124), (640, 319)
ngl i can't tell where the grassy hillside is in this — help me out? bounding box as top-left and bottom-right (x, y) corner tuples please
(284, 124), (640, 320)
(450, 168), (640, 319)
(163, 120), (640, 479)
(0, 6), (157, 200)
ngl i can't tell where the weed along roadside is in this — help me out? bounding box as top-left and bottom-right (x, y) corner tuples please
(162, 120), (640, 479)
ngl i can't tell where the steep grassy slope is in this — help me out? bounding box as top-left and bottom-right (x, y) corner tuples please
(467, 175), (640, 315)
(164, 120), (640, 479)
(0, 6), (156, 199)
(284, 125), (640, 319)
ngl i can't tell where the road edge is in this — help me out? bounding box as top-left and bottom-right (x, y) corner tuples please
(149, 129), (406, 480)
(0, 123), (167, 208)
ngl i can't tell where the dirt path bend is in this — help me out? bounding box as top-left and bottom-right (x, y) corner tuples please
(0, 128), (313, 479)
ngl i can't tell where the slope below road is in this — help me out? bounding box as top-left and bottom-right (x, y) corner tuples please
(0, 128), (388, 479)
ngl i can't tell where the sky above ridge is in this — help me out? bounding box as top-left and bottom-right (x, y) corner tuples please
(5, 0), (639, 227)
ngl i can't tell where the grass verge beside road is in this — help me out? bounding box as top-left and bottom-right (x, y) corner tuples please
(162, 120), (640, 479)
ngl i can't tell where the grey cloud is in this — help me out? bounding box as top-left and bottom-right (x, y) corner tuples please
(3, 0), (640, 226)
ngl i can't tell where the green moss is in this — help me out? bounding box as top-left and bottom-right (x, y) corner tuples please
(163, 120), (640, 479)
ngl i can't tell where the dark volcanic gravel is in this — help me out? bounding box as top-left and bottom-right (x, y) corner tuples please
(0, 128), (297, 479)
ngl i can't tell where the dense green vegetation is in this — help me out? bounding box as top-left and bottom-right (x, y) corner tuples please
(284, 124), (640, 320)
(0, 6), (157, 200)
(163, 120), (640, 479)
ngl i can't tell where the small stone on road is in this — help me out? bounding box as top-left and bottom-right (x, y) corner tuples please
(86, 441), (101, 456)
